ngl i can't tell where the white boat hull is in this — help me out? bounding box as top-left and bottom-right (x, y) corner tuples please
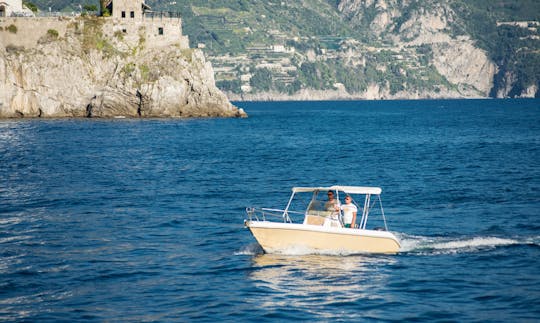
(245, 220), (400, 254)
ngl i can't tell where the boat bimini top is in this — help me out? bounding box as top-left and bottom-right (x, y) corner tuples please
(292, 186), (382, 195)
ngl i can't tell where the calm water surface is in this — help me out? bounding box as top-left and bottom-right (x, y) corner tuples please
(1, 99), (539, 321)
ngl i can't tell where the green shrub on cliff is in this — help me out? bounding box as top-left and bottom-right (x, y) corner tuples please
(7, 25), (17, 34)
(83, 4), (98, 12)
(139, 64), (151, 82)
(121, 63), (136, 77)
(81, 17), (119, 57)
(47, 29), (59, 39)
(121, 62), (136, 76)
(38, 29), (60, 44)
(113, 30), (124, 41)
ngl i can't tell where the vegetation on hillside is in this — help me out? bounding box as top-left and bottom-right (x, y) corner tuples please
(451, 0), (540, 96)
(160, 0), (539, 97)
(28, 0), (540, 98)
(23, 1), (38, 13)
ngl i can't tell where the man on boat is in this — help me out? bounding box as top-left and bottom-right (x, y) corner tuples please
(324, 191), (338, 211)
(323, 191), (341, 227)
(339, 195), (358, 228)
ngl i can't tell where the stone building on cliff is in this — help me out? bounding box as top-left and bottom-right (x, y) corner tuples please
(108, 0), (149, 19)
(0, 0), (31, 17)
(0, 0), (188, 50)
(104, 0), (189, 49)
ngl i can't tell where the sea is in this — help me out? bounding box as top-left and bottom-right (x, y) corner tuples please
(1, 99), (539, 322)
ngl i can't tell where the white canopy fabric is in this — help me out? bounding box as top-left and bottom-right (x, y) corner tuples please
(292, 186), (382, 195)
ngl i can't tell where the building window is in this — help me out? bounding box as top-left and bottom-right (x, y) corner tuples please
(122, 29), (127, 33)
(158, 27), (164, 35)
(130, 11), (135, 18)
(121, 11), (125, 18)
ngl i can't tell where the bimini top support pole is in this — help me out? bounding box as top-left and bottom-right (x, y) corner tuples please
(282, 190), (296, 223)
(378, 194), (388, 231)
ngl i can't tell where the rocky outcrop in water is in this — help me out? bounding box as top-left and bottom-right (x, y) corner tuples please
(0, 17), (246, 118)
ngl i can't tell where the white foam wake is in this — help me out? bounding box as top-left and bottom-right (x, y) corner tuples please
(234, 243), (263, 256)
(267, 245), (359, 256)
(237, 235), (539, 256)
(235, 243), (359, 256)
(431, 237), (518, 250)
(397, 233), (538, 255)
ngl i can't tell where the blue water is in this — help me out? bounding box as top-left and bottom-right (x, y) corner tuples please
(1, 99), (539, 321)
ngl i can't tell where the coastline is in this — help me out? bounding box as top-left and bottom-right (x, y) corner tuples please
(224, 88), (492, 102)
(0, 16), (246, 119)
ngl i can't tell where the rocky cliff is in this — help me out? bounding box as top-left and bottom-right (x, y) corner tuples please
(337, 0), (497, 97)
(0, 17), (246, 118)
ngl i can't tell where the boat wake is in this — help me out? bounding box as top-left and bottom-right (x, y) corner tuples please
(235, 243), (385, 256)
(237, 235), (540, 257)
(266, 246), (363, 256)
(234, 243), (264, 256)
(397, 233), (540, 255)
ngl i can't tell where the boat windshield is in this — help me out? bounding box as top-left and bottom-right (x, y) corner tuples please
(283, 188), (389, 230)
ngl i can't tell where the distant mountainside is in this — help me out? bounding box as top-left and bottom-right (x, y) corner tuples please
(30, 0), (540, 99)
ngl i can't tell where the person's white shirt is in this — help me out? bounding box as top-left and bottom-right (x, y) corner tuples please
(340, 203), (358, 225)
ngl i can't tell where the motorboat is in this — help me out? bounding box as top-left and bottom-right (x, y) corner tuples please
(244, 186), (401, 254)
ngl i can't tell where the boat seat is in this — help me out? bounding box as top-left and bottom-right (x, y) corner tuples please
(307, 210), (332, 216)
(303, 214), (326, 226)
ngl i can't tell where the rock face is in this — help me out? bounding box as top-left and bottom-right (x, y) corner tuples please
(431, 39), (496, 95)
(0, 17), (246, 118)
(337, 0), (497, 98)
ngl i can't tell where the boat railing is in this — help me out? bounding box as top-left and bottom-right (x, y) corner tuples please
(246, 207), (303, 223)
